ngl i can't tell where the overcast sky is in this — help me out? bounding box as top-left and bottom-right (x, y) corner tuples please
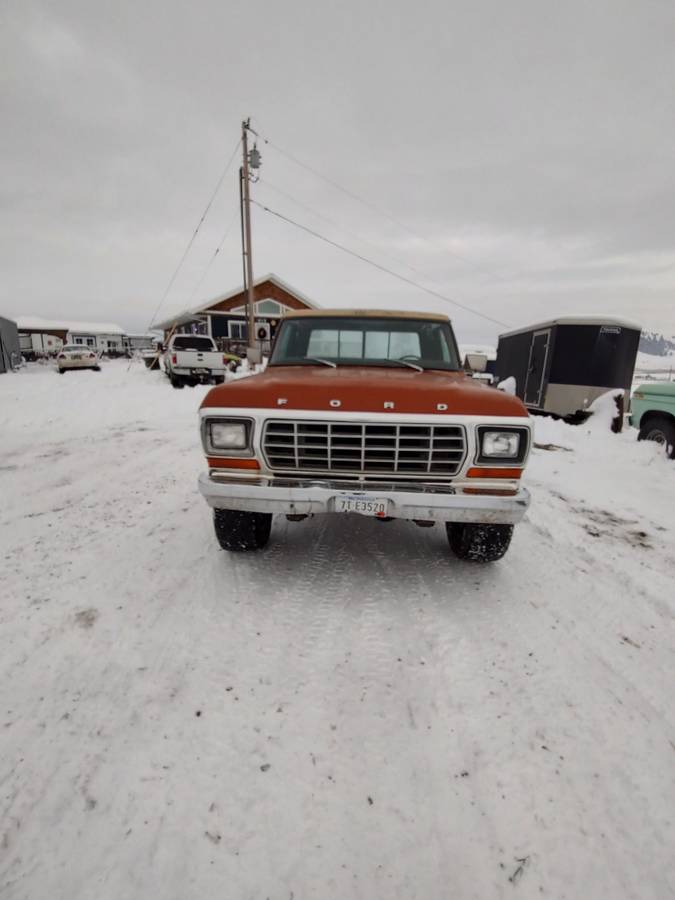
(2, 0), (674, 343)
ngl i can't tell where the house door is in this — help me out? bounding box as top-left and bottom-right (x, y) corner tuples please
(524, 329), (551, 406)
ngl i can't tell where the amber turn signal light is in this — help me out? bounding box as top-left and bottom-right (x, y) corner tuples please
(207, 457), (261, 469)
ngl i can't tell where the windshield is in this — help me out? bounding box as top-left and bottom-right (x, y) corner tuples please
(172, 336), (215, 351)
(270, 316), (460, 370)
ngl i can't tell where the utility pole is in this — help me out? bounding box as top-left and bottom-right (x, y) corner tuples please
(240, 118), (262, 365)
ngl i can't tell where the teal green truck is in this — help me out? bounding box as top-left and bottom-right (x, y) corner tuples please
(630, 382), (675, 459)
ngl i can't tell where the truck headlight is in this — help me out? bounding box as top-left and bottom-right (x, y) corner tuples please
(210, 421), (248, 450)
(482, 431), (520, 457)
(476, 426), (529, 463)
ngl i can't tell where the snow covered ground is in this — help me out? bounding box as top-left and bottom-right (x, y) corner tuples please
(1, 359), (674, 900)
(634, 350), (675, 378)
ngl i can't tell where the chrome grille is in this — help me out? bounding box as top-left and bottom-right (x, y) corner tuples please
(262, 420), (466, 477)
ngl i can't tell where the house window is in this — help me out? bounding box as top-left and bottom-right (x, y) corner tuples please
(86, 338), (95, 347)
(228, 321), (248, 340)
(256, 300), (283, 316)
(74, 337), (83, 345)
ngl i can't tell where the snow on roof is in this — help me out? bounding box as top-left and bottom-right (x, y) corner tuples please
(499, 315), (642, 339)
(153, 273), (318, 330)
(15, 316), (126, 335)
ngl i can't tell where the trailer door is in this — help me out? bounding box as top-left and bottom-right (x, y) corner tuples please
(524, 329), (551, 406)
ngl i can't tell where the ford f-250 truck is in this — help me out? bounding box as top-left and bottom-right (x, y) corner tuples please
(163, 334), (238, 388)
(197, 310), (532, 562)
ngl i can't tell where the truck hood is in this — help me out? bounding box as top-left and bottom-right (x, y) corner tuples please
(201, 366), (529, 417)
(634, 382), (675, 399)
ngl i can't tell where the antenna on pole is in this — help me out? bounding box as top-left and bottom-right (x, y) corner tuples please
(240, 118), (262, 365)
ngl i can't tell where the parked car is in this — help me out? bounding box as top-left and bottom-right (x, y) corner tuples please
(196, 309), (532, 562)
(631, 382), (675, 458)
(56, 345), (100, 373)
(163, 334), (239, 388)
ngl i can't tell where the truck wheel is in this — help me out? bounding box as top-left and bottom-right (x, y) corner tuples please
(446, 523), (514, 562)
(213, 509), (272, 551)
(170, 375), (184, 389)
(638, 415), (675, 459)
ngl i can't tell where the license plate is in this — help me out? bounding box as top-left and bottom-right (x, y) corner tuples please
(193, 368), (209, 374)
(72, 355), (81, 360)
(335, 494), (390, 517)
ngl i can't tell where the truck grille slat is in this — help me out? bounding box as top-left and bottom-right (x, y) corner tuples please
(263, 419), (466, 477)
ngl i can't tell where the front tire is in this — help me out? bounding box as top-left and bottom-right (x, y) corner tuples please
(447, 522), (514, 562)
(213, 509), (272, 551)
(638, 415), (675, 459)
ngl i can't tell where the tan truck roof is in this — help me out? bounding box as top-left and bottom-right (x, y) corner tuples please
(284, 308), (450, 322)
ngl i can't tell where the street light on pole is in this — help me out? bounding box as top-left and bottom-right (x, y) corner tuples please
(240, 118), (262, 365)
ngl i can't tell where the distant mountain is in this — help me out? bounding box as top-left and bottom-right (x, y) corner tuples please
(639, 331), (675, 357)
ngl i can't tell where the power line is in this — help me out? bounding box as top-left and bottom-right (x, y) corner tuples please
(258, 176), (432, 281)
(252, 200), (510, 328)
(147, 136), (242, 329)
(185, 206), (240, 308)
(251, 121), (509, 283)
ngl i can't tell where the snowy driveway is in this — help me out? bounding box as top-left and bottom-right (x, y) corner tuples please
(1, 362), (674, 899)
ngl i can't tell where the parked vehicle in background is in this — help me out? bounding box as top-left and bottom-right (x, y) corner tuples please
(0, 316), (21, 374)
(57, 345), (100, 373)
(141, 348), (162, 370)
(496, 316), (641, 420)
(197, 309), (532, 562)
(163, 334), (239, 388)
(631, 382), (675, 458)
(124, 333), (160, 357)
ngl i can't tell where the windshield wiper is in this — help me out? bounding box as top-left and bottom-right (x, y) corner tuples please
(305, 357), (337, 368)
(387, 359), (424, 372)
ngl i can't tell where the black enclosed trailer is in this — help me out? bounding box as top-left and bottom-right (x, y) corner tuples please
(496, 317), (641, 418)
(0, 316), (20, 374)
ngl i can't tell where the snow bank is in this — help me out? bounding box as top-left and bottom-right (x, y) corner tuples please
(0, 359), (674, 900)
(497, 375), (516, 395)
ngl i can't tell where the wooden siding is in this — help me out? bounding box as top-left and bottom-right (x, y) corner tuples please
(206, 279), (312, 314)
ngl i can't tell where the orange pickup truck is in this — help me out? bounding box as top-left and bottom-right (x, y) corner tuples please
(198, 310), (531, 562)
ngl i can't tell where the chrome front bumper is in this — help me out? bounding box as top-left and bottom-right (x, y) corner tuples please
(198, 473), (530, 524)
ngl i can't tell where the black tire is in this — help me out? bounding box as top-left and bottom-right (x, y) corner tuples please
(638, 415), (675, 459)
(58, 368), (65, 375)
(93, 366), (101, 372)
(170, 375), (184, 389)
(213, 509), (272, 551)
(446, 522), (514, 562)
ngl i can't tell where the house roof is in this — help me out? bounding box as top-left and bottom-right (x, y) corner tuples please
(16, 316), (125, 335)
(153, 273), (318, 330)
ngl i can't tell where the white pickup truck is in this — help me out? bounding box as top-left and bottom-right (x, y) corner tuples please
(163, 335), (238, 388)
